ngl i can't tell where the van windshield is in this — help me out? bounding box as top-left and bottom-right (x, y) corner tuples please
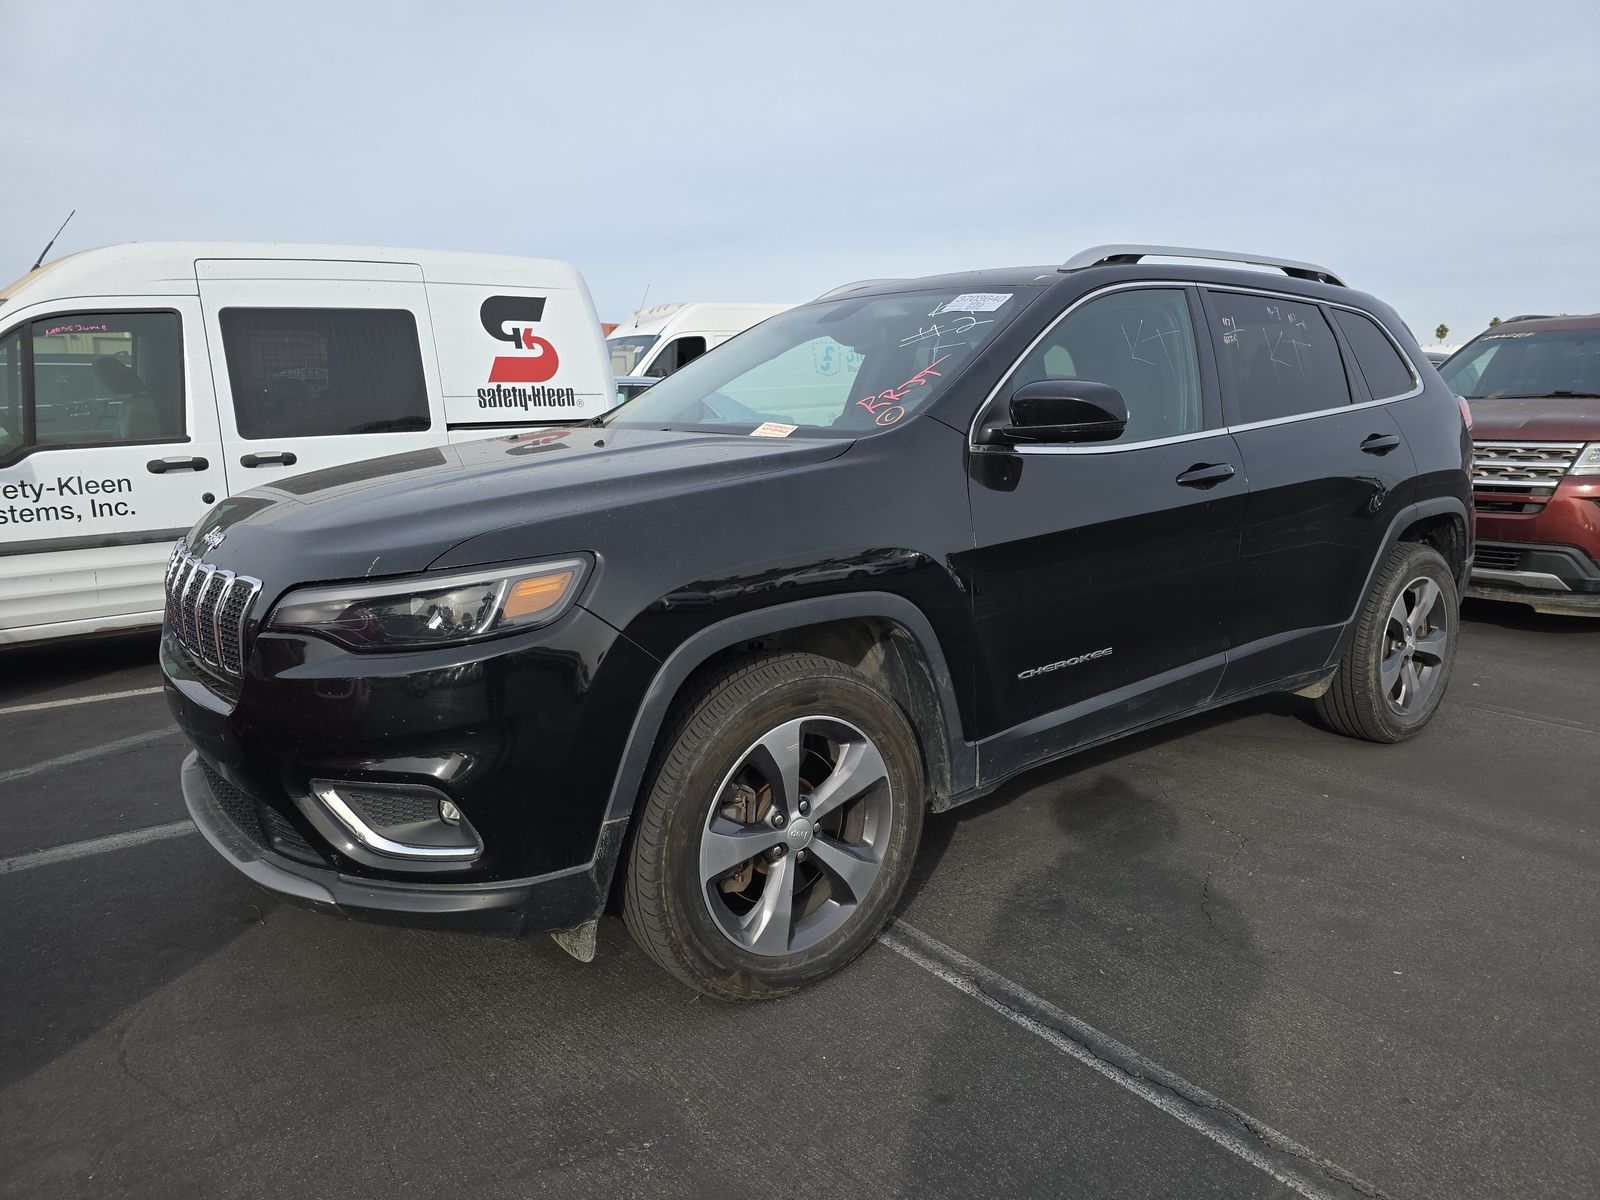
(605, 287), (1033, 436)
(1440, 328), (1600, 399)
(607, 335), (658, 377)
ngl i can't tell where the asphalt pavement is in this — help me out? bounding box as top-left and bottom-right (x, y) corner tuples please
(1, 602), (1596, 1199)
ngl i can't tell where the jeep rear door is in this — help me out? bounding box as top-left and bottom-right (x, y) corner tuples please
(962, 285), (1243, 778)
(1200, 288), (1417, 695)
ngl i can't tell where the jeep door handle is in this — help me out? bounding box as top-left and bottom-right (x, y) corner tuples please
(1360, 433), (1401, 455)
(240, 451), (299, 468)
(1175, 462), (1236, 488)
(146, 456), (210, 474)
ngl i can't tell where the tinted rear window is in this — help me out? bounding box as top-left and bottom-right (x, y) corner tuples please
(220, 308), (430, 439)
(1208, 292), (1352, 423)
(1332, 309), (1415, 400)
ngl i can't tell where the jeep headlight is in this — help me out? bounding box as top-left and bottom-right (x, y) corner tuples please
(267, 557), (590, 650)
(1571, 443), (1600, 476)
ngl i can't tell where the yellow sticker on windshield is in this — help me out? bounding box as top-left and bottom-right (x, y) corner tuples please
(751, 421), (798, 438)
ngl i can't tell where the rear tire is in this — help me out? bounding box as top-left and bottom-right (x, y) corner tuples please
(1315, 542), (1459, 743)
(622, 652), (924, 1000)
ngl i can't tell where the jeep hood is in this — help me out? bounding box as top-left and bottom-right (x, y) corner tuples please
(189, 426), (853, 587)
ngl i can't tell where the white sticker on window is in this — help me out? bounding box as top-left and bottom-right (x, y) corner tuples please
(934, 293), (1012, 314)
(750, 421), (798, 438)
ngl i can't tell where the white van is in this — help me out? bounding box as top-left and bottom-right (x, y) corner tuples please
(0, 242), (613, 647)
(606, 301), (792, 381)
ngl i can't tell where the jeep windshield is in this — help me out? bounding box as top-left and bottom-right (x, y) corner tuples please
(1440, 328), (1600, 399)
(604, 287), (1035, 436)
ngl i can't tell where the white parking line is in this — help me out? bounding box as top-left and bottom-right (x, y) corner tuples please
(0, 821), (195, 875)
(0, 727), (181, 786)
(0, 686), (164, 718)
(881, 920), (1378, 1200)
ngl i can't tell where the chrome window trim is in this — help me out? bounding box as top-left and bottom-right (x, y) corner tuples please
(969, 279), (1425, 455)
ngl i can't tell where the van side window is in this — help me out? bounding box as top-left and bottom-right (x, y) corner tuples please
(220, 308), (430, 439)
(645, 335), (709, 379)
(1331, 309), (1416, 401)
(1006, 289), (1204, 444)
(0, 328), (21, 460)
(29, 312), (186, 447)
(1208, 292), (1351, 423)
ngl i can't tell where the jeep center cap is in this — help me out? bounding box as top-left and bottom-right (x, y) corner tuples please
(786, 817), (814, 849)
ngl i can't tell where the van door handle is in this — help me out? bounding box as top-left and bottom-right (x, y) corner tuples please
(1361, 433), (1401, 455)
(1175, 462), (1236, 488)
(146, 456), (210, 474)
(240, 451), (298, 468)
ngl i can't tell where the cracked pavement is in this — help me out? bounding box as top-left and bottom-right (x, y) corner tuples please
(2, 599), (1598, 1199)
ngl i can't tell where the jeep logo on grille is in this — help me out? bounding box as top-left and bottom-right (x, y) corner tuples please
(200, 526), (226, 552)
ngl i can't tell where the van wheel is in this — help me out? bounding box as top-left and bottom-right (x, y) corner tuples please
(1315, 542), (1459, 743)
(622, 653), (924, 1000)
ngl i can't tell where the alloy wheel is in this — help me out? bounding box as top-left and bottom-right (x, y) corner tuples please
(699, 716), (893, 957)
(1381, 576), (1449, 715)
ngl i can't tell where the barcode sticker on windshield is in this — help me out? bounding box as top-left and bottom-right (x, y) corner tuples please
(934, 293), (1012, 314)
(751, 421), (798, 438)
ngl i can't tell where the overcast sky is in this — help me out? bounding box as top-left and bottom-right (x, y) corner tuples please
(4, 1), (1596, 343)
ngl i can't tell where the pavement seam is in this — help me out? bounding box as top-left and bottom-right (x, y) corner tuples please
(0, 686), (164, 717)
(0, 727), (181, 787)
(0, 821), (196, 874)
(882, 919), (1390, 1200)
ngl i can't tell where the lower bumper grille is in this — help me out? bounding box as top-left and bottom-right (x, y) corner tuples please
(199, 762), (324, 866)
(1474, 545), (1523, 571)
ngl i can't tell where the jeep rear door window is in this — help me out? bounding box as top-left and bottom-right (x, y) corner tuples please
(607, 288), (1034, 436)
(30, 312), (186, 447)
(1007, 289), (1203, 443)
(1439, 328), (1600, 399)
(1208, 292), (1352, 423)
(220, 308), (430, 439)
(1332, 309), (1417, 400)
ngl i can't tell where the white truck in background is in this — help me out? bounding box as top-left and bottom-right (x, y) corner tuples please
(606, 301), (792, 383)
(0, 242), (614, 647)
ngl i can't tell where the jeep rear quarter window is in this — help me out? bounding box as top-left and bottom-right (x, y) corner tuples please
(1331, 308), (1416, 400)
(220, 307), (430, 439)
(1208, 291), (1352, 422)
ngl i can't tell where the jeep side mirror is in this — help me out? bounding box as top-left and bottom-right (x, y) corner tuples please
(986, 379), (1128, 445)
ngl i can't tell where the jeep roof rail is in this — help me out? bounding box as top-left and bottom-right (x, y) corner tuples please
(813, 278), (903, 302)
(1060, 244), (1346, 287)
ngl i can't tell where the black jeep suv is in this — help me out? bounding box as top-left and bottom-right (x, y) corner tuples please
(165, 244), (1472, 999)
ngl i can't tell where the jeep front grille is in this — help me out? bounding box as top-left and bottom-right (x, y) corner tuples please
(1471, 441), (1583, 496)
(164, 542), (262, 677)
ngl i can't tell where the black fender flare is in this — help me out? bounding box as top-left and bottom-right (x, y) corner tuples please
(585, 591), (973, 906)
(1326, 494), (1472, 667)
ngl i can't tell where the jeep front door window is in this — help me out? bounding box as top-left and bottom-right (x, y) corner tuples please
(1004, 288), (1203, 444)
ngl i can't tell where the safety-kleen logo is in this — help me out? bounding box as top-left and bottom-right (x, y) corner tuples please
(480, 295), (559, 383)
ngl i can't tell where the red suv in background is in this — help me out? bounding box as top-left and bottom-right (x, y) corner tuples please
(1440, 314), (1600, 615)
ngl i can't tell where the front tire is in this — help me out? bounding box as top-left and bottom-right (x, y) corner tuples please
(1315, 541), (1459, 742)
(622, 653), (924, 1000)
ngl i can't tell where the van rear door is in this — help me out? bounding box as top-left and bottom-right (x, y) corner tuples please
(195, 259), (446, 496)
